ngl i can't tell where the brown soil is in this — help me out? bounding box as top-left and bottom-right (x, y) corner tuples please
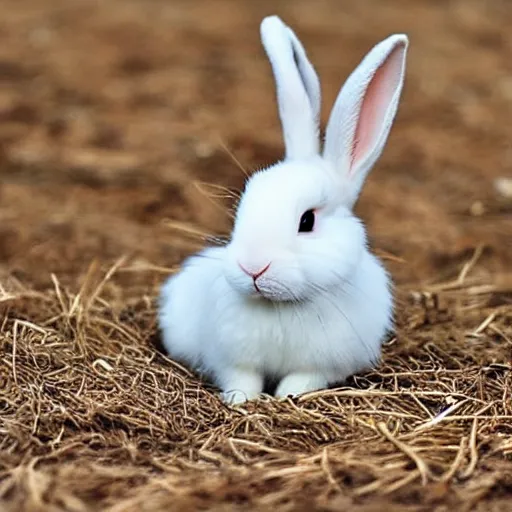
(0, 0), (511, 510)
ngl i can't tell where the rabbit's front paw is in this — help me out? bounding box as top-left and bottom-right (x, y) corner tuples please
(218, 367), (264, 405)
(275, 372), (328, 399)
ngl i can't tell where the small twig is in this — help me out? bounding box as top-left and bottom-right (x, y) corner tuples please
(12, 320), (19, 386)
(51, 274), (68, 315)
(459, 418), (479, 479)
(441, 437), (468, 481)
(469, 311), (498, 337)
(457, 245), (484, 284)
(86, 256), (127, 313)
(489, 323), (512, 345)
(382, 469), (421, 494)
(378, 422), (432, 485)
(321, 448), (341, 490)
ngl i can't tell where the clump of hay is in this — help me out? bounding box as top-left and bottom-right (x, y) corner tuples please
(0, 250), (511, 511)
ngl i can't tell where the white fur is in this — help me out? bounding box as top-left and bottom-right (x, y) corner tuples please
(260, 16), (321, 159)
(159, 16), (408, 404)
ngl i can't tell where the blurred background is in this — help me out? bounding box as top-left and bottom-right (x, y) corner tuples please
(0, 0), (511, 293)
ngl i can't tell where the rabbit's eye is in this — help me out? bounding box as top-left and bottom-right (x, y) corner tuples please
(299, 209), (315, 233)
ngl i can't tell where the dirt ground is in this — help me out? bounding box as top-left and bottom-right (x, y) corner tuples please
(0, 0), (511, 510)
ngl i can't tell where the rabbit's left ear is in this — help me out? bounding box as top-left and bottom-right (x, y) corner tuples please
(261, 16), (321, 160)
(323, 35), (408, 208)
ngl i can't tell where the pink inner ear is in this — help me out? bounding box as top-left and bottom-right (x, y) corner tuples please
(350, 46), (404, 171)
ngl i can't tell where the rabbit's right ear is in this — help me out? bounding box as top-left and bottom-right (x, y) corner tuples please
(260, 16), (321, 160)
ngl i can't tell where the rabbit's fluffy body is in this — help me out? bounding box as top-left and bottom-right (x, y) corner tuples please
(160, 158), (392, 402)
(159, 16), (408, 403)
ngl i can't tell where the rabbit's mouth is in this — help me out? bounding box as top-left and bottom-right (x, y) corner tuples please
(253, 280), (263, 296)
(248, 282), (272, 300)
(251, 285), (283, 303)
(248, 279), (303, 303)
(225, 256), (305, 302)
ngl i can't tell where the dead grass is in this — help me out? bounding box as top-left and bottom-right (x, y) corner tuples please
(1, 247), (511, 511)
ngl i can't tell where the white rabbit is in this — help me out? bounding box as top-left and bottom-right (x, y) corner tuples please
(159, 16), (408, 404)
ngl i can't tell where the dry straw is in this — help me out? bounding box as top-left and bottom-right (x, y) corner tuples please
(0, 242), (511, 511)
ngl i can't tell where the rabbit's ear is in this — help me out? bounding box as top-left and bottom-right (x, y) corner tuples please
(260, 16), (321, 160)
(323, 35), (408, 208)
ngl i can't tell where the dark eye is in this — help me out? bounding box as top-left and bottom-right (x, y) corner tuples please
(298, 209), (315, 233)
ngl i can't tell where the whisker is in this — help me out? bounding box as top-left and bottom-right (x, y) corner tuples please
(190, 180), (237, 221)
(217, 136), (250, 178)
(192, 180), (241, 201)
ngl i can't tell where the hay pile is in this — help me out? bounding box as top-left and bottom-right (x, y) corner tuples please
(1, 251), (511, 511)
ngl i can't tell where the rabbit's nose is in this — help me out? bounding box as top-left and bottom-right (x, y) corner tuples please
(238, 262), (271, 281)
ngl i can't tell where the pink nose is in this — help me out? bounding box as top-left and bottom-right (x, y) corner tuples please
(238, 262), (271, 280)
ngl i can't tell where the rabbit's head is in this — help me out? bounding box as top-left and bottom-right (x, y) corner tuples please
(224, 16), (408, 302)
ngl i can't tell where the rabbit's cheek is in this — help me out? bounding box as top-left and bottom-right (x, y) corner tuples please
(254, 267), (306, 302)
(223, 268), (253, 296)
